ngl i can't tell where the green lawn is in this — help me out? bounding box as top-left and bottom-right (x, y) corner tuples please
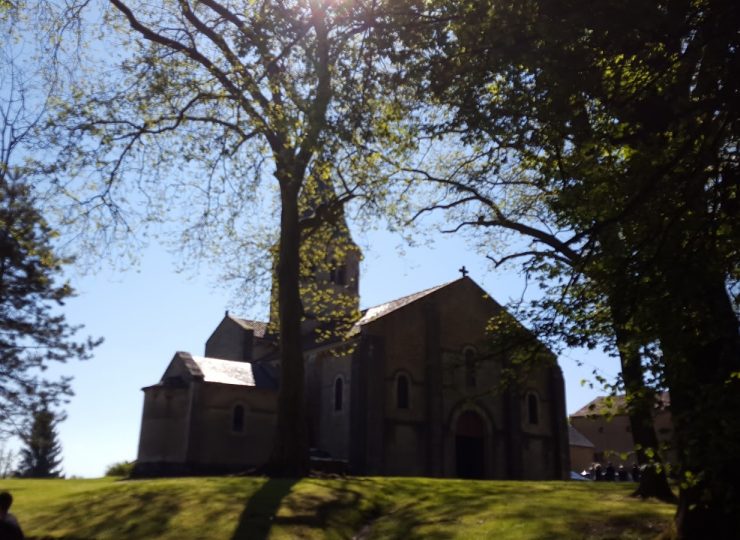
(0, 476), (674, 539)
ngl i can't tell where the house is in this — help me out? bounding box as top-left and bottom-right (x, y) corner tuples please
(134, 206), (570, 479)
(568, 425), (596, 473)
(569, 393), (673, 468)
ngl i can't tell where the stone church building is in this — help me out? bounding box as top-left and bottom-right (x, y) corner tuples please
(135, 214), (570, 480)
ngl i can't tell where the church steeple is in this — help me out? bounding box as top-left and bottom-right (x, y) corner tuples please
(268, 176), (361, 338)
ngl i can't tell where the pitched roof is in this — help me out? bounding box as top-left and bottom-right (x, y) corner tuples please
(186, 355), (258, 386)
(568, 425), (595, 448)
(570, 392), (670, 418)
(226, 277), (467, 343)
(356, 280), (455, 327)
(228, 316), (268, 338)
(163, 352), (278, 389)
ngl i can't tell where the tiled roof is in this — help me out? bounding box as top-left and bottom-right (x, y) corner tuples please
(188, 355), (257, 386)
(570, 392), (670, 417)
(229, 316), (268, 338)
(568, 425), (595, 448)
(356, 281), (454, 327)
(226, 278), (461, 343)
(571, 395), (626, 417)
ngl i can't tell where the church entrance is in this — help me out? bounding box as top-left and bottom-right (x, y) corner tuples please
(455, 410), (485, 479)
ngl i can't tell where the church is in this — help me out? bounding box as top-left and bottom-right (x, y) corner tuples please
(134, 207), (570, 480)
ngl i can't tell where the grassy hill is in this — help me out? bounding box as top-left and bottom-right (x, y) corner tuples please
(1, 476), (674, 539)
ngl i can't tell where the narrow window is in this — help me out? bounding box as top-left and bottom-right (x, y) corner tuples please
(337, 266), (346, 285)
(334, 377), (343, 411)
(330, 264), (346, 285)
(465, 349), (476, 388)
(528, 393), (539, 425)
(232, 405), (245, 432)
(397, 374), (409, 409)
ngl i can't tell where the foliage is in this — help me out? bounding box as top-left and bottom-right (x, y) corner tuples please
(16, 402), (63, 478)
(386, 0), (738, 530)
(0, 172), (99, 439)
(104, 460), (135, 478)
(4, 476), (674, 539)
(0, 0), (99, 440)
(48, 0), (416, 475)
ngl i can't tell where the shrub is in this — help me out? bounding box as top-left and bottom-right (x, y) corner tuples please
(105, 460), (135, 477)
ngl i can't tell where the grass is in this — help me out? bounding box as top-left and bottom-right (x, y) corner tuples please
(0, 476), (675, 539)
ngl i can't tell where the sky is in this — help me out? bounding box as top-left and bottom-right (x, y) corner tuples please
(0, 3), (621, 479)
(33, 225), (620, 478)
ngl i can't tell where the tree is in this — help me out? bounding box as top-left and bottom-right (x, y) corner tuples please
(382, 8), (675, 503)
(16, 402), (63, 477)
(395, 149), (676, 499)
(51, 0), (412, 476)
(387, 0), (738, 534)
(1, 5), (99, 438)
(0, 441), (17, 478)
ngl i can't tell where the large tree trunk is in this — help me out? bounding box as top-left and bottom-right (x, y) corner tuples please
(611, 319), (675, 502)
(658, 269), (740, 538)
(266, 176), (309, 477)
(602, 232), (676, 501)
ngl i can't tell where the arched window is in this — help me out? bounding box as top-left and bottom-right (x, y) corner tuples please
(397, 374), (409, 409)
(527, 393), (539, 425)
(464, 348), (476, 388)
(232, 404), (245, 432)
(334, 376), (344, 411)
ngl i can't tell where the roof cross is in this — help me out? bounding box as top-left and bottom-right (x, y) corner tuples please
(458, 265), (469, 277)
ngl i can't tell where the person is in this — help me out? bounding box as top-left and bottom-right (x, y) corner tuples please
(617, 464), (628, 481)
(631, 463), (641, 482)
(605, 462), (616, 481)
(593, 462), (603, 481)
(0, 491), (24, 540)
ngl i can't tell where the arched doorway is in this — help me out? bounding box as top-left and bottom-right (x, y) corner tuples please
(455, 410), (485, 479)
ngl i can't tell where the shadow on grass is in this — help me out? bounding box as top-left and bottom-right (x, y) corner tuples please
(348, 479), (673, 539)
(278, 478), (463, 540)
(19, 477), (673, 539)
(230, 478), (419, 540)
(231, 478), (298, 540)
(25, 484), (182, 540)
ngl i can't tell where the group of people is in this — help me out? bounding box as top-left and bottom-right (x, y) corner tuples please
(581, 462), (642, 482)
(0, 492), (23, 540)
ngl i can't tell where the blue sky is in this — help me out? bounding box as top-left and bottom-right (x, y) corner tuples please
(1, 2), (620, 478)
(42, 226), (619, 478)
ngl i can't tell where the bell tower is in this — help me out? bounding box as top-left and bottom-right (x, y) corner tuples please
(269, 177), (361, 338)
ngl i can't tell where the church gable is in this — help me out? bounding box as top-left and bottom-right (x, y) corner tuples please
(346, 276), (567, 480)
(205, 313), (273, 362)
(160, 351), (203, 383)
(358, 277), (507, 357)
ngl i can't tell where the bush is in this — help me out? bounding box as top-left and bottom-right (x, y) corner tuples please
(105, 460), (135, 477)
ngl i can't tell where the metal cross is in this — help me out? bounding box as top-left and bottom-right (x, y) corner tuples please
(459, 265), (469, 277)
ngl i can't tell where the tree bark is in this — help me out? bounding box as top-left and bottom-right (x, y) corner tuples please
(610, 317), (675, 502)
(659, 269), (740, 539)
(601, 229), (676, 502)
(265, 175), (309, 477)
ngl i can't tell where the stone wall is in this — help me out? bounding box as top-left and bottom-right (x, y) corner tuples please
(356, 278), (567, 480)
(316, 350), (352, 459)
(137, 385), (190, 465)
(135, 380), (276, 476)
(205, 318), (252, 361)
(189, 383), (276, 468)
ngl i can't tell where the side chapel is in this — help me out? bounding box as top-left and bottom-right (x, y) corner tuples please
(134, 208), (570, 479)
